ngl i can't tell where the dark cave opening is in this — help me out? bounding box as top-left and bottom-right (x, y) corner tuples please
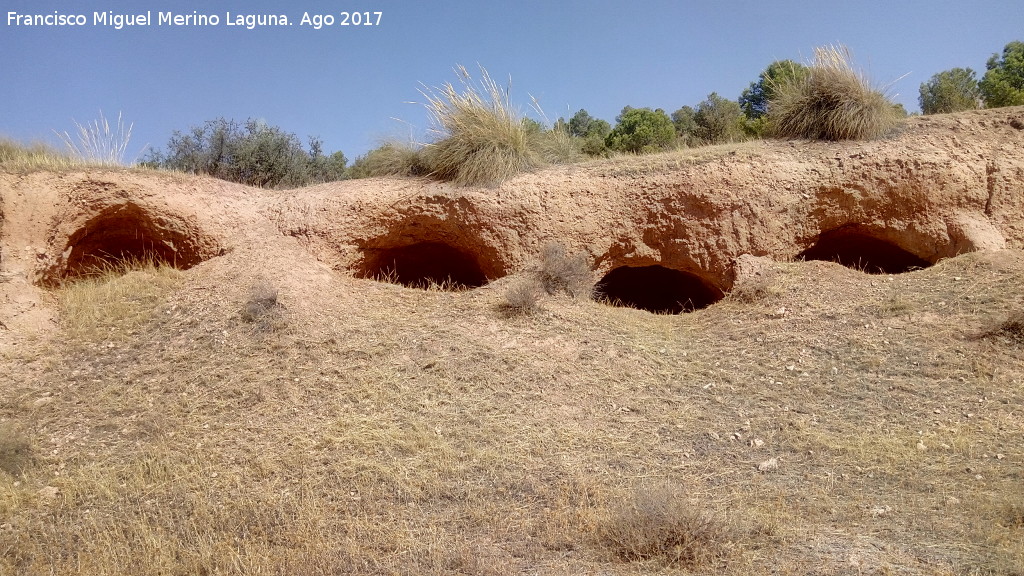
(799, 229), (932, 274)
(62, 204), (208, 280)
(595, 265), (724, 314)
(359, 241), (488, 289)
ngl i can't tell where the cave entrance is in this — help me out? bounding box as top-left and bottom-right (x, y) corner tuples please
(799, 228), (932, 274)
(595, 265), (724, 314)
(61, 203), (210, 281)
(359, 242), (488, 290)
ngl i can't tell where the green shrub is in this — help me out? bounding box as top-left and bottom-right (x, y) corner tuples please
(693, 92), (747, 144)
(920, 68), (982, 114)
(671, 106), (699, 147)
(144, 118), (347, 188)
(567, 109), (612, 156)
(420, 65), (543, 186)
(740, 60), (809, 120)
(606, 107), (676, 153)
(767, 45), (902, 140)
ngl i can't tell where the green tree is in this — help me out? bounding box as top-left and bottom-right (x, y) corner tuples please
(919, 68), (981, 114)
(671, 106), (698, 146)
(740, 60), (809, 119)
(605, 107), (675, 153)
(307, 137), (348, 183)
(566, 109), (611, 156)
(693, 93), (746, 144)
(980, 41), (1024, 108)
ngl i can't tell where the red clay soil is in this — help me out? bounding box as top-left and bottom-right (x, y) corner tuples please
(1, 106), (1022, 332)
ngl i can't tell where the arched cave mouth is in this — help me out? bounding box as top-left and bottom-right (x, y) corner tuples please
(595, 265), (724, 314)
(358, 241), (488, 290)
(798, 229), (933, 274)
(57, 204), (212, 282)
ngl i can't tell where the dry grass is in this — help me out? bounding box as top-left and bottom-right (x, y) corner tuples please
(500, 277), (543, 317)
(347, 141), (431, 179)
(2, 248), (1023, 574)
(0, 422), (32, 477)
(54, 110), (137, 166)
(768, 45), (903, 140)
(591, 140), (765, 177)
(56, 258), (183, 340)
(0, 138), (82, 172)
(421, 65), (544, 186)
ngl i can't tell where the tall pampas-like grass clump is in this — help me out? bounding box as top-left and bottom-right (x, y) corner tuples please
(768, 45), (902, 141)
(420, 65), (544, 187)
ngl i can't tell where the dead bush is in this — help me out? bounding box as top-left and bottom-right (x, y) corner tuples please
(597, 483), (744, 569)
(240, 279), (285, 331)
(500, 278), (543, 317)
(538, 242), (593, 298)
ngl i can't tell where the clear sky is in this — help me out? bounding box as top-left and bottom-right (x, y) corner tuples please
(2, 0), (1021, 162)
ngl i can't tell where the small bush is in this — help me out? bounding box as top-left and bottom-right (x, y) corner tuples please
(421, 65), (543, 186)
(347, 142), (430, 179)
(240, 279), (285, 331)
(728, 269), (776, 303)
(768, 45), (902, 140)
(0, 422), (32, 476)
(538, 242), (593, 298)
(500, 278), (543, 317)
(598, 484), (743, 568)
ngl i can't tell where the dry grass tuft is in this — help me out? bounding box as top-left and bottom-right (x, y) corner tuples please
(346, 141), (431, 179)
(598, 484), (744, 568)
(54, 110), (137, 166)
(0, 422), (32, 477)
(768, 45), (902, 140)
(421, 65), (544, 186)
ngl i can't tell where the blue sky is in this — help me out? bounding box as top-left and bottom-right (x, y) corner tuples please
(2, 0), (1021, 161)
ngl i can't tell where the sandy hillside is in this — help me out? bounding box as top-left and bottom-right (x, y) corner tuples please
(0, 108), (1022, 575)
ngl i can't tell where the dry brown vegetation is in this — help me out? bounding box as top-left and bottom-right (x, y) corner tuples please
(1, 244), (1023, 575)
(768, 45), (903, 140)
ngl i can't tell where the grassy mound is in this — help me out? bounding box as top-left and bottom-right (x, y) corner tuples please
(768, 45), (902, 140)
